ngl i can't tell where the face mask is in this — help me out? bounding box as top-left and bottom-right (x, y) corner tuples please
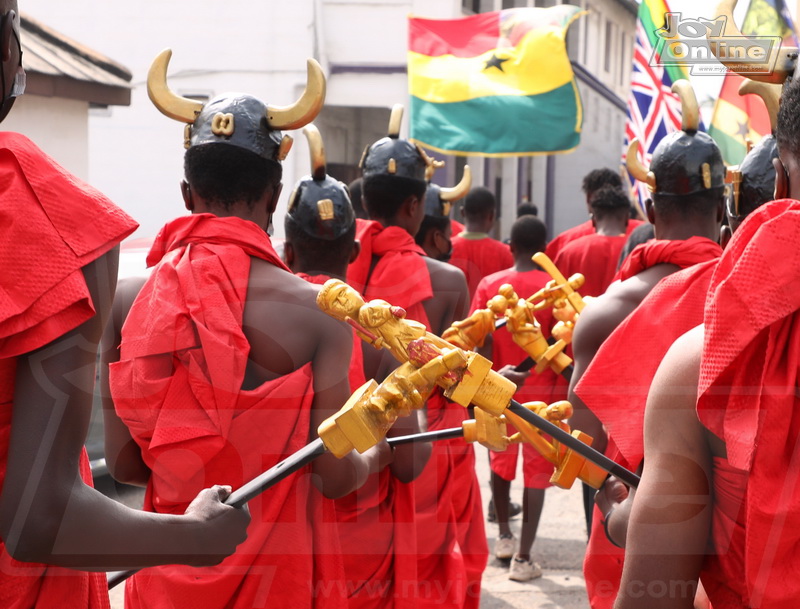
(438, 236), (453, 263)
(7, 26), (24, 99)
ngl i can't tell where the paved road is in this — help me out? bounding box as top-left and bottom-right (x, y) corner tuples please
(106, 444), (591, 609)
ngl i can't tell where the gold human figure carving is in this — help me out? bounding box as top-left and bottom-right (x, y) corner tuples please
(319, 343), (468, 458)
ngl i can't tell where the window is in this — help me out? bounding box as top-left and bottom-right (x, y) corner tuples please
(604, 20), (614, 73)
(619, 32), (630, 86)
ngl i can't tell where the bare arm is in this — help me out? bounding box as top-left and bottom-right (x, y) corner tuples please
(309, 310), (392, 499)
(615, 326), (711, 609)
(0, 250), (249, 570)
(569, 268), (675, 449)
(99, 275), (150, 486)
(387, 409), (430, 483)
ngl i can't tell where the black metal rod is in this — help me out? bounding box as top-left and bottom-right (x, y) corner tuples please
(506, 400), (640, 488)
(387, 427), (464, 446)
(108, 437), (327, 590)
(226, 438), (326, 508)
(513, 357), (574, 381)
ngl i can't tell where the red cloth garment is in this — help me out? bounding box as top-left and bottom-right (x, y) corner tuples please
(614, 236), (722, 281)
(0, 132), (137, 357)
(110, 214), (345, 609)
(450, 219), (465, 236)
(449, 235), (513, 298)
(334, 469), (418, 609)
(697, 199), (800, 607)
(347, 220), (433, 327)
(0, 133), (137, 609)
(545, 219), (643, 261)
(575, 258), (719, 471)
(700, 457), (748, 609)
(553, 234), (628, 297)
(298, 272), (416, 608)
(575, 235), (721, 609)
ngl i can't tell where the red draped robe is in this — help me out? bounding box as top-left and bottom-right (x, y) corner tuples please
(553, 234), (628, 298)
(449, 234), (513, 299)
(111, 215), (345, 609)
(575, 236), (723, 609)
(697, 199), (800, 608)
(0, 133), (137, 609)
(348, 221), (487, 608)
(298, 271), (418, 609)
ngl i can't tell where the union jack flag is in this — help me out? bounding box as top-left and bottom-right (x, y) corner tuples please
(623, 0), (690, 209)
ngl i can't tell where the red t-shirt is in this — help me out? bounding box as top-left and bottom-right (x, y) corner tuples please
(553, 233), (628, 298)
(450, 235), (513, 298)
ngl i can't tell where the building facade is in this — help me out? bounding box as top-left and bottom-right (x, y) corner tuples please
(24, 0), (636, 241)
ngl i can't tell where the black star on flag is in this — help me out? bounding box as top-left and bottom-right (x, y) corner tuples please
(483, 54), (510, 72)
(735, 120), (749, 139)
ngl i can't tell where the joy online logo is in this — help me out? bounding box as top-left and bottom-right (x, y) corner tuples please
(651, 13), (781, 75)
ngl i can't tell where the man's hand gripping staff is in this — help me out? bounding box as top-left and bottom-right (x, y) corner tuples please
(317, 279), (638, 490)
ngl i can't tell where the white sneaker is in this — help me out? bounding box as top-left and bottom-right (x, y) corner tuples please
(494, 534), (516, 560)
(508, 554), (542, 582)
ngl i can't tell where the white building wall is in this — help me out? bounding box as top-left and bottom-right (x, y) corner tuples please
(24, 0), (634, 242)
(2, 95), (89, 180)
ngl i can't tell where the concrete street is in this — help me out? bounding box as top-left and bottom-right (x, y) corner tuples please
(107, 443), (591, 609)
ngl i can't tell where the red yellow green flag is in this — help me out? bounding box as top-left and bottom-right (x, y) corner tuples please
(408, 6), (585, 157)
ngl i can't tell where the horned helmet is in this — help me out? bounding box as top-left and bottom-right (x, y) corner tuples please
(147, 49), (326, 161)
(726, 80), (780, 220)
(424, 166), (473, 219)
(706, 0), (798, 86)
(360, 104), (441, 181)
(626, 80), (725, 197)
(286, 124), (355, 240)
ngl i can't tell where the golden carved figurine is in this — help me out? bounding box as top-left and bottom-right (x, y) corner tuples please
(317, 278), (605, 489)
(318, 278), (455, 362)
(442, 294), (508, 351)
(502, 401), (605, 490)
(318, 342), (468, 458)
(318, 278), (517, 416)
(530, 252), (588, 315)
(499, 284), (573, 374)
(462, 407), (515, 452)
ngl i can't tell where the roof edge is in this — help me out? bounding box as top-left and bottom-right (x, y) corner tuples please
(21, 12), (132, 83)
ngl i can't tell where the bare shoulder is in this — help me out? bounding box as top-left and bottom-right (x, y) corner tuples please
(425, 257), (468, 295)
(243, 259), (349, 379)
(576, 264), (678, 352)
(648, 325), (704, 415)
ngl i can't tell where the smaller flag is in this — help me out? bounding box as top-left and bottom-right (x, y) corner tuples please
(707, 0), (797, 166)
(707, 73), (771, 166)
(408, 6), (585, 157)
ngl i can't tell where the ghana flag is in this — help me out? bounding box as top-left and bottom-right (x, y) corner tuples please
(707, 0), (797, 166)
(408, 6), (586, 157)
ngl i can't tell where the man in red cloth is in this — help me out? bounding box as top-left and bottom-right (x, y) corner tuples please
(449, 186), (513, 299)
(568, 81), (725, 609)
(349, 107), (485, 608)
(284, 125), (426, 608)
(107, 59), (389, 609)
(545, 169), (642, 261)
(0, 13), (250, 609)
(553, 186), (631, 298)
(615, 77), (792, 609)
(471, 215), (565, 582)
